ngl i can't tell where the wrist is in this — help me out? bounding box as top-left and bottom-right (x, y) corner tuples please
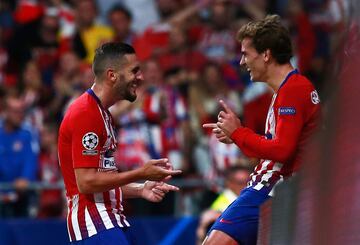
(138, 182), (146, 198)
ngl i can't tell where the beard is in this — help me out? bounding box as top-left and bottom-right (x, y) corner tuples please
(124, 85), (137, 102)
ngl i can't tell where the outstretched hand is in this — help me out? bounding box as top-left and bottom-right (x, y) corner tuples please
(142, 181), (179, 202)
(142, 158), (182, 181)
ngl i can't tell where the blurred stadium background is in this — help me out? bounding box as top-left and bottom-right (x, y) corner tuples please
(0, 0), (357, 244)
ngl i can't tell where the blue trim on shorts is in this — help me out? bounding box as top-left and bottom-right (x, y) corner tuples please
(71, 227), (135, 245)
(208, 188), (271, 245)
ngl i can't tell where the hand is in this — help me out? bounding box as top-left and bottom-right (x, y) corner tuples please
(141, 158), (182, 181)
(216, 100), (242, 136)
(14, 178), (29, 191)
(202, 123), (233, 144)
(141, 181), (179, 202)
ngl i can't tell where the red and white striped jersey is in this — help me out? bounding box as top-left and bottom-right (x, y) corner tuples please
(58, 89), (130, 242)
(230, 70), (320, 195)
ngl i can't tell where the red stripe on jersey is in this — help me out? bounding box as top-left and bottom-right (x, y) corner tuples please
(103, 191), (118, 227)
(87, 194), (106, 232)
(115, 188), (121, 214)
(254, 161), (276, 184)
(116, 188), (128, 226)
(78, 195), (89, 239)
(67, 198), (76, 242)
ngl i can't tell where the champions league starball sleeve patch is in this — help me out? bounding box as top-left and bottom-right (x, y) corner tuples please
(82, 132), (99, 155)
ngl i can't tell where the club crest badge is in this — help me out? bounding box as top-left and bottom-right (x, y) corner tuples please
(311, 90), (320, 104)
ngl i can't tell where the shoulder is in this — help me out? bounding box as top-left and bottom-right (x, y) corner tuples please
(62, 93), (103, 132)
(67, 93), (100, 120)
(279, 74), (318, 99)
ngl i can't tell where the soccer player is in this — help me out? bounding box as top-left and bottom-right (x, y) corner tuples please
(58, 42), (182, 244)
(203, 15), (321, 245)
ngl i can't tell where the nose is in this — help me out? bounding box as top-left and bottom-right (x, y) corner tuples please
(136, 72), (144, 81)
(239, 55), (245, 66)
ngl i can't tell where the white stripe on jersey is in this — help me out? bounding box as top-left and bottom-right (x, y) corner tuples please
(71, 195), (82, 241)
(250, 159), (272, 183)
(109, 190), (122, 227)
(85, 207), (97, 237)
(66, 198), (72, 241)
(261, 162), (282, 182)
(94, 193), (115, 230)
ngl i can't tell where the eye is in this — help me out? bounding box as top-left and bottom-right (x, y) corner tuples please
(131, 66), (140, 75)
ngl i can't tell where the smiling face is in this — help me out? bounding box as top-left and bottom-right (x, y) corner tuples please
(113, 54), (143, 102)
(239, 37), (267, 82)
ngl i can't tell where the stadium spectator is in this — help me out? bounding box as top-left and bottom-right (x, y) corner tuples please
(7, 6), (61, 82)
(107, 4), (136, 45)
(196, 166), (251, 245)
(71, 0), (113, 64)
(37, 122), (64, 218)
(58, 42), (181, 243)
(203, 15), (321, 245)
(194, 1), (238, 63)
(141, 59), (190, 172)
(0, 92), (39, 218)
(189, 62), (242, 180)
(157, 26), (208, 74)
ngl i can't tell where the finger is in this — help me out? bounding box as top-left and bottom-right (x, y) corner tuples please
(218, 111), (227, 119)
(212, 127), (222, 134)
(219, 136), (229, 142)
(219, 100), (234, 114)
(163, 175), (172, 181)
(164, 169), (182, 175)
(150, 158), (169, 166)
(164, 162), (173, 170)
(152, 188), (166, 195)
(203, 123), (218, 129)
(152, 192), (164, 202)
(156, 183), (179, 192)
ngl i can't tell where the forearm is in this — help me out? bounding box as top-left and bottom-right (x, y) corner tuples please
(75, 168), (145, 194)
(231, 127), (297, 162)
(121, 183), (144, 199)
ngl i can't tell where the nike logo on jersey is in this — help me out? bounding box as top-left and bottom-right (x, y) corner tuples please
(219, 218), (233, 224)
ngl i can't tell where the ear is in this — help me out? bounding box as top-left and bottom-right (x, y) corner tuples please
(106, 69), (117, 82)
(263, 49), (271, 62)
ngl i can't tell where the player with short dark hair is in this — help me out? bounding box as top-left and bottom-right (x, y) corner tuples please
(58, 42), (182, 244)
(203, 15), (321, 245)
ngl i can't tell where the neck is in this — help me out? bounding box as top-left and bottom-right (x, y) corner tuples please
(4, 121), (17, 133)
(91, 80), (115, 109)
(266, 63), (294, 91)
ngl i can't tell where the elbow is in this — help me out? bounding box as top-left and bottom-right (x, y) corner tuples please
(274, 145), (295, 163)
(76, 177), (95, 194)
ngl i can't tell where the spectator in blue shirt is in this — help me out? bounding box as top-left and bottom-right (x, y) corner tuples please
(0, 92), (39, 217)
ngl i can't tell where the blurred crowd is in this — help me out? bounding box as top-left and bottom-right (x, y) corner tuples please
(0, 0), (348, 219)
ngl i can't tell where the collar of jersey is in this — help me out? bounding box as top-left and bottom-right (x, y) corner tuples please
(278, 69), (299, 91)
(86, 88), (106, 111)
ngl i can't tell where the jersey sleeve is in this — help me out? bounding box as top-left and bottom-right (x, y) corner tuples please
(70, 109), (104, 169)
(230, 84), (310, 163)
